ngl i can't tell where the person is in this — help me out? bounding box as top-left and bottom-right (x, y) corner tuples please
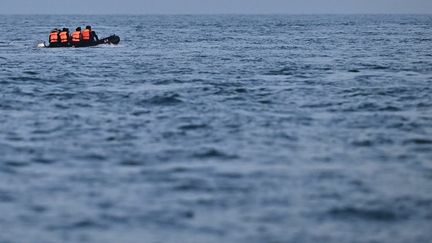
(48, 28), (60, 47)
(82, 25), (99, 43)
(71, 27), (83, 46)
(59, 28), (70, 47)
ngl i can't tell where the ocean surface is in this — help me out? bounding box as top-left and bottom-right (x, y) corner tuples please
(0, 15), (431, 243)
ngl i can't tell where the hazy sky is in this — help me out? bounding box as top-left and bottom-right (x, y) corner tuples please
(1, 0), (432, 14)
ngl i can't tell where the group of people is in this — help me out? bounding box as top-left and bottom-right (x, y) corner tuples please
(49, 26), (99, 47)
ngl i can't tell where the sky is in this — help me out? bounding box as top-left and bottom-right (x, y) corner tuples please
(1, 0), (432, 14)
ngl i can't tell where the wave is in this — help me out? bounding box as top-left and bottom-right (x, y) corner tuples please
(328, 206), (401, 221)
(138, 93), (183, 106)
(192, 148), (238, 160)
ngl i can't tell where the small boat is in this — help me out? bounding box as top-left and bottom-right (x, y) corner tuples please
(39, 35), (120, 48)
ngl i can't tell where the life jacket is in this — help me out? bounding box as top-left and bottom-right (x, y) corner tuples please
(59, 31), (69, 43)
(71, 31), (82, 43)
(49, 32), (59, 43)
(82, 29), (91, 41)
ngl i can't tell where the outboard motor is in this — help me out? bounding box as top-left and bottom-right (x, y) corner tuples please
(108, 35), (120, 45)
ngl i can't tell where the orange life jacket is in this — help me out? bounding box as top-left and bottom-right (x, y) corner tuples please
(82, 29), (91, 41)
(59, 31), (69, 43)
(49, 32), (59, 43)
(71, 31), (82, 43)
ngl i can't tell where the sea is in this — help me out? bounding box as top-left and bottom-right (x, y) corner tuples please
(0, 15), (431, 243)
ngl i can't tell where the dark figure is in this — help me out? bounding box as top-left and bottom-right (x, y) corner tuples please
(82, 25), (99, 43)
(48, 28), (60, 47)
(59, 28), (70, 47)
(71, 27), (83, 46)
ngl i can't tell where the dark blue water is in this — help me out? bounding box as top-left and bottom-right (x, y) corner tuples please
(1, 15), (432, 243)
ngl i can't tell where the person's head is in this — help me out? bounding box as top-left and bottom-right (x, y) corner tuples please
(76, 27), (81, 31)
(86, 26), (91, 30)
(51, 28), (58, 33)
(62, 28), (67, 32)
